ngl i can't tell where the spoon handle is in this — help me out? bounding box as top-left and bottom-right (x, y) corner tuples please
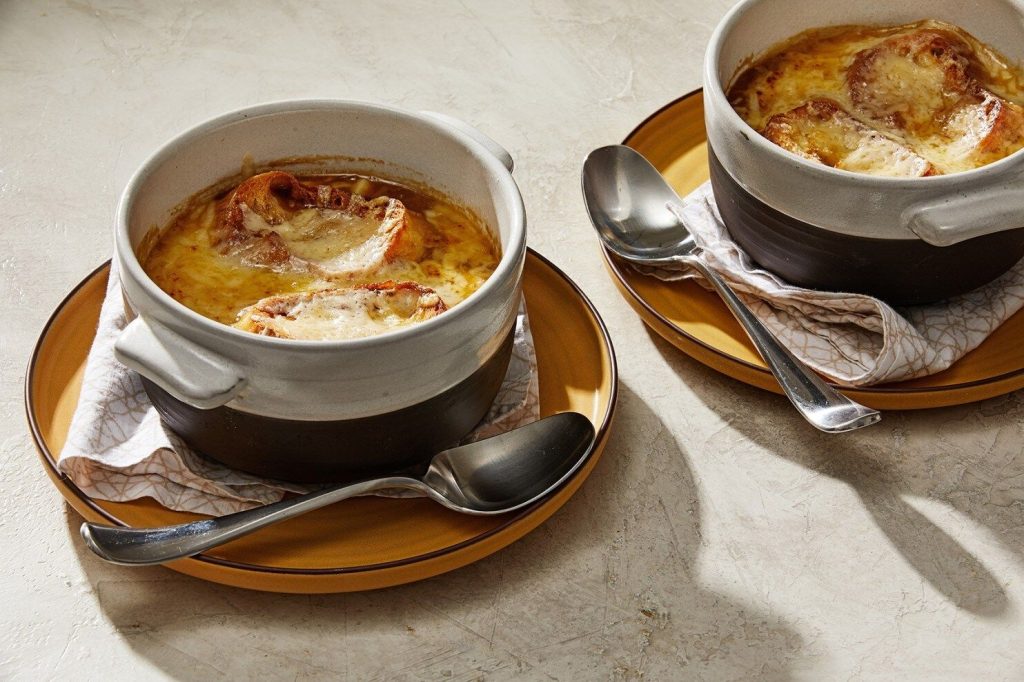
(684, 257), (880, 433)
(80, 476), (422, 566)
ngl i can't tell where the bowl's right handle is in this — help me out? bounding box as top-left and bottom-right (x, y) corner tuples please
(905, 187), (1024, 247)
(419, 111), (514, 173)
(114, 316), (247, 410)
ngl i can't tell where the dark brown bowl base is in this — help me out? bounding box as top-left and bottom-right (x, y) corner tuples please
(709, 149), (1024, 306)
(142, 329), (515, 484)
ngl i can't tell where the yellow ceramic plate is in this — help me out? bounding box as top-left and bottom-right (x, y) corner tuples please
(26, 249), (617, 593)
(609, 89), (1024, 410)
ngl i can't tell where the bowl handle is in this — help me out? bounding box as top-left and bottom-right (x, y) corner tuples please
(419, 111), (514, 173)
(905, 188), (1024, 247)
(114, 316), (247, 410)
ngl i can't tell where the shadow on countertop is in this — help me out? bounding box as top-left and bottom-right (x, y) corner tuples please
(64, 383), (806, 680)
(648, 325), (1014, 619)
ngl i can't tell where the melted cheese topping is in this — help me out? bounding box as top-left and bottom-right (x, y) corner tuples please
(142, 173), (499, 334)
(243, 206), (385, 267)
(842, 137), (932, 176)
(728, 20), (1024, 175)
(762, 98), (937, 176)
(233, 284), (446, 340)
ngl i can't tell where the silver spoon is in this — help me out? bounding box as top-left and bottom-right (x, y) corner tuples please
(81, 412), (596, 566)
(582, 145), (880, 433)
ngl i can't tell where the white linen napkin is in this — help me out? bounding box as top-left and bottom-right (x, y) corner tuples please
(58, 262), (540, 515)
(635, 182), (1024, 387)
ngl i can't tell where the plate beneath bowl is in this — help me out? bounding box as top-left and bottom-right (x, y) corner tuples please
(26, 249), (617, 593)
(609, 88), (1024, 410)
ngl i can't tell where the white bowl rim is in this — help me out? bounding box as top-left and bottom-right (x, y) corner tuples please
(115, 98), (527, 351)
(703, 0), (1024, 186)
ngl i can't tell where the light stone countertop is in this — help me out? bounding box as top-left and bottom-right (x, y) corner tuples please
(4, 1), (1024, 680)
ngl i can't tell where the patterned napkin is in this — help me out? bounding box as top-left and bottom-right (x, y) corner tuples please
(636, 182), (1024, 387)
(58, 261), (540, 515)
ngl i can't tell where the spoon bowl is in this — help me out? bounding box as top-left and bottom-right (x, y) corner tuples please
(81, 412), (596, 566)
(420, 411), (596, 513)
(582, 145), (880, 433)
(583, 144), (699, 262)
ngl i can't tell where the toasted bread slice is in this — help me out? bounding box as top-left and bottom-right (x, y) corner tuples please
(213, 171), (426, 275)
(233, 281), (447, 340)
(847, 29), (975, 134)
(762, 98), (937, 176)
(847, 27), (1024, 167)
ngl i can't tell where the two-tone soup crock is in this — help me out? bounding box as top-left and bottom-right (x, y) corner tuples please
(704, 0), (1024, 304)
(114, 101), (526, 483)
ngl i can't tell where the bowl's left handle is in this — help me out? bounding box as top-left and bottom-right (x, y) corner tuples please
(419, 111), (514, 173)
(114, 316), (247, 410)
(905, 187), (1024, 247)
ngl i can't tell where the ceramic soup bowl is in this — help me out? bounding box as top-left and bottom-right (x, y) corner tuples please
(704, 0), (1024, 304)
(114, 100), (526, 483)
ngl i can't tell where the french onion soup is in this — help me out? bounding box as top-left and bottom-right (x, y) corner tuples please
(728, 20), (1024, 176)
(142, 170), (500, 340)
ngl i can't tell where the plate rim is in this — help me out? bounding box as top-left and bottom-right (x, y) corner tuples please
(614, 87), (1024, 400)
(25, 248), (618, 578)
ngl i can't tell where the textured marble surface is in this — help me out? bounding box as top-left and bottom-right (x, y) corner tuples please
(4, 1), (1024, 680)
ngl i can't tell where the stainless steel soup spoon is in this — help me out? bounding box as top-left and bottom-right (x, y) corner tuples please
(81, 412), (596, 566)
(582, 144), (880, 433)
